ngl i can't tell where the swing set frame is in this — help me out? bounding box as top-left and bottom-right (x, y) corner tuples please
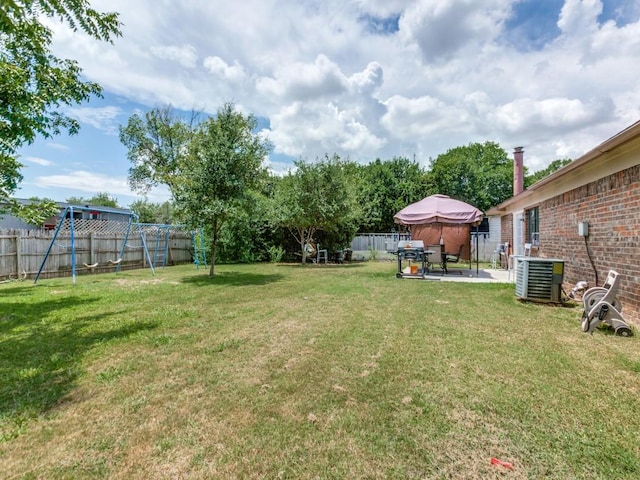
(34, 206), (155, 284)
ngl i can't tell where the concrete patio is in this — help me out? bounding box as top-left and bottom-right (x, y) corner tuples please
(398, 266), (513, 283)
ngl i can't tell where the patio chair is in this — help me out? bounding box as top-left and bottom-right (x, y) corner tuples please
(581, 270), (632, 336)
(499, 242), (510, 269)
(440, 244), (463, 274)
(316, 244), (328, 263)
(444, 244), (463, 264)
(490, 243), (502, 269)
(303, 242), (318, 263)
(426, 244), (442, 271)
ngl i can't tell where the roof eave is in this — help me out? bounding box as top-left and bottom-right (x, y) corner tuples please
(487, 119), (640, 216)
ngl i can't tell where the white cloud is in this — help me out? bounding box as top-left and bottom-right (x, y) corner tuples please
(66, 106), (123, 134)
(32, 171), (172, 205)
(490, 97), (606, 134)
(348, 61), (384, 94)
(202, 56), (246, 81)
(35, 171), (131, 195)
(24, 156), (53, 166)
(46, 143), (71, 151)
(150, 44), (198, 68)
(21, 0), (640, 184)
(398, 0), (511, 62)
(256, 54), (348, 101)
(558, 0), (601, 35)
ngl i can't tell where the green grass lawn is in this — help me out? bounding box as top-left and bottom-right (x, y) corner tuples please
(1, 262), (639, 479)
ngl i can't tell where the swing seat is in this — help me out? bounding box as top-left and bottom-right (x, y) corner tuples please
(83, 262), (99, 269)
(109, 258), (122, 265)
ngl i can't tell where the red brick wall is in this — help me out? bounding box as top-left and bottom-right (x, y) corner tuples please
(500, 213), (513, 255)
(538, 164), (640, 325)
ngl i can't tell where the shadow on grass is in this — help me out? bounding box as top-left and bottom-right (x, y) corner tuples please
(275, 262), (366, 270)
(0, 284), (39, 296)
(181, 271), (285, 286)
(0, 296), (158, 435)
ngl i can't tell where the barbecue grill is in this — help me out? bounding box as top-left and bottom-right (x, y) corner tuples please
(395, 240), (427, 278)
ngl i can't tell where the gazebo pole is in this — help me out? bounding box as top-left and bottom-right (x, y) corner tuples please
(475, 223), (479, 276)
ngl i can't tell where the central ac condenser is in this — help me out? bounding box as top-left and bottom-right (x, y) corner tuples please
(515, 257), (565, 303)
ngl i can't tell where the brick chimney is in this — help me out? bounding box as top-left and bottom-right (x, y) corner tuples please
(513, 146), (524, 196)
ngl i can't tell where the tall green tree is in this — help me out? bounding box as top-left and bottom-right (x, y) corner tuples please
(1, 0), (120, 222)
(525, 158), (572, 187)
(358, 157), (431, 232)
(119, 106), (194, 195)
(121, 104), (270, 274)
(427, 142), (514, 213)
(129, 199), (177, 224)
(65, 192), (119, 208)
(272, 155), (362, 263)
(174, 103), (270, 276)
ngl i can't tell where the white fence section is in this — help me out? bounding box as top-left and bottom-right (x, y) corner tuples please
(351, 227), (501, 262)
(0, 228), (194, 281)
(348, 233), (409, 260)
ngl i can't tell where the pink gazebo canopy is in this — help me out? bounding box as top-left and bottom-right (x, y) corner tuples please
(394, 194), (483, 225)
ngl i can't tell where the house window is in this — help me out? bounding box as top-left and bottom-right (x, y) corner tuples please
(526, 207), (539, 245)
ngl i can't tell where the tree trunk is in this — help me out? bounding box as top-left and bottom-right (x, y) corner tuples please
(299, 227), (315, 264)
(301, 238), (307, 263)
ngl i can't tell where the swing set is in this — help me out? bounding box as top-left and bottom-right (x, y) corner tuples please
(136, 223), (203, 269)
(34, 206), (155, 284)
(191, 227), (207, 270)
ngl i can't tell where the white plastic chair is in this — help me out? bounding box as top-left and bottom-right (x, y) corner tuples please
(316, 244), (328, 263)
(499, 242), (509, 269)
(490, 243), (502, 269)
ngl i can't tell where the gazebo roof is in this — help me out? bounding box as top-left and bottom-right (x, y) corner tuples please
(394, 194), (483, 225)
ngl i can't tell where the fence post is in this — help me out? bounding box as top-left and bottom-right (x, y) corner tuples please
(90, 232), (95, 264)
(15, 234), (21, 277)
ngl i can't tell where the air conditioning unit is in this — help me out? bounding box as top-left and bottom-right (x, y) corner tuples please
(515, 257), (565, 303)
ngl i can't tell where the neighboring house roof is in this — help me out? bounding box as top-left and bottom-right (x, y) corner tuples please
(7, 199), (132, 215)
(0, 199), (133, 230)
(487, 119), (640, 215)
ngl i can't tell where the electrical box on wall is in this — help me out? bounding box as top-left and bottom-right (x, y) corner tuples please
(578, 222), (589, 237)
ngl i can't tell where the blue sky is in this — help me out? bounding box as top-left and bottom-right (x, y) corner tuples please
(16, 0), (640, 208)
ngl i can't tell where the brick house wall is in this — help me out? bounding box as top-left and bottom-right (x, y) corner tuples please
(537, 164), (640, 325)
(500, 213), (513, 255)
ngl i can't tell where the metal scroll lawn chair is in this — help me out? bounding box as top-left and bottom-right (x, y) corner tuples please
(581, 270), (633, 336)
(303, 242), (328, 263)
(441, 244), (463, 274)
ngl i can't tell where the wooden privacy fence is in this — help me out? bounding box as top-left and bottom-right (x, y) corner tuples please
(350, 232), (498, 261)
(0, 228), (194, 281)
(350, 233), (411, 253)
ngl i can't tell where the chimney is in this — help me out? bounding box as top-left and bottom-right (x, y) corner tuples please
(513, 146), (524, 196)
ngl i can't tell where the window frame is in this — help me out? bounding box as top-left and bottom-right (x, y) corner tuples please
(526, 207), (539, 245)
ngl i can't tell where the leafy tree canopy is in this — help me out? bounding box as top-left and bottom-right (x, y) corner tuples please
(272, 154), (362, 262)
(0, 0), (121, 223)
(427, 142), (514, 214)
(65, 192), (119, 208)
(357, 157), (431, 233)
(121, 102), (271, 276)
(129, 199), (177, 224)
(119, 106), (195, 195)
(525, 158), (573, 187)
(178, 104), (271, 275)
